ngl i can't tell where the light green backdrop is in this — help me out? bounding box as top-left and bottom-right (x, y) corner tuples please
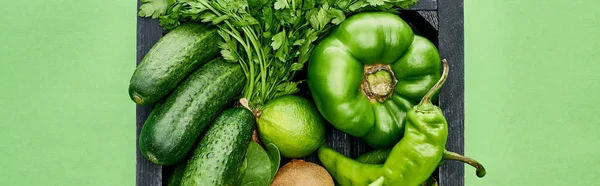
(0, 0), (136, 186)
(465, 0), (600, 185)
(1, 0), (600, 185)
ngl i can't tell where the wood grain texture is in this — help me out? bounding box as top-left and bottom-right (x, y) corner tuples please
(437, 0), (465, 185)
(418, 11), (438, 30)
(136, 0), (164, 185)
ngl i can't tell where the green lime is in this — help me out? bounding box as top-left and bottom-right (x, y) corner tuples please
(257, 95), (326, 158)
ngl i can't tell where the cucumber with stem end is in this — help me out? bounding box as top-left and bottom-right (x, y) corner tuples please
(129, 23), (221, 105)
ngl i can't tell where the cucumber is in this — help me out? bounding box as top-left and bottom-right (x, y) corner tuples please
(138, 58), (245, 166)
(129, 23), (221, 105)
(181, 108), (255, 186)
(167, 163), (186, 186)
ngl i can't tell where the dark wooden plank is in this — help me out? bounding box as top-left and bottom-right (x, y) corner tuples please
(437, 0), (465, 186)
(136, 0), (164, 185)
(136, 106), (162, 186)
(418, 11), (438, 30)
(351, 137), (372, 159)
(327, 127), (355, 159)
(408, 0), (437, 11)
(401, 11), (438, 45)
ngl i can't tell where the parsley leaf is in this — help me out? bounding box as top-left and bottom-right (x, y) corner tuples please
(392, 0), (419, 9)
(327, 8), (345, 24)
(138, 0), (175, 18)
(274, 0), (289, 10)
(309, 6), (330, 31)
(348, 0), (369, 11)
(275, 81), (301, 97)
(271, 30), (286, 50)
(367, 0), (385, 6)
(290, 63), (303, 71)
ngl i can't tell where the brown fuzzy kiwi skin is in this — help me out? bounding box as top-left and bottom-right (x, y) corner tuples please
(271, 159), (335, 186)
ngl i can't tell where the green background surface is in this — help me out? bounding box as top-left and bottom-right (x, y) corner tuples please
(464, 0), (600, 185)
(1, 0), (599, 186)
(0, 0), (136, 185)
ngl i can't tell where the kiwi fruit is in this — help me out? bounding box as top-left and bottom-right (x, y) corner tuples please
(271, 159), (334, 186)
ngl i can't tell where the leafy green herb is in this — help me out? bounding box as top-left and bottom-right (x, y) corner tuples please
(138, 0), (175, 18)
(266, 143), (281, 182)
(237, 141), (272, 186)
(271, 30), (286, 50)
(138, 0), (419, 107)
(327, 8), (346, 24)
(274, 0), (289, 10)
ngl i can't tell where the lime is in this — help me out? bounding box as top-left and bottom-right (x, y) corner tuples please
(257, 95), (326, 158)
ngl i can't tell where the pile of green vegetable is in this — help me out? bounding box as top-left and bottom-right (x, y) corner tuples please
(129, 0), (488, 185)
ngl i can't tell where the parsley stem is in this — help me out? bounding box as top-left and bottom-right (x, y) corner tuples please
(241, 26), (267, 104)
(219, 24), (255, 101)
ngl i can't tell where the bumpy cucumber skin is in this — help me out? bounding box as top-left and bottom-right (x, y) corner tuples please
(138, 58), (245, 166)
(181, 108), (255, 186)
(129, 23), (221, 105)
(167, 163), (186, 186)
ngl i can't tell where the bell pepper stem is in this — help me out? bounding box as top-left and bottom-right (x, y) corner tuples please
(443, 150), (486, 178)
(419, 59), (449, 106)
(362, 64), (397, 102)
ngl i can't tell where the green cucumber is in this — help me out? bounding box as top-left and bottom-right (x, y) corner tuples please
(167, 163), (186, 186)
(181, 108), (255, 186)
(129, 23), (221, 105)
(139, 58), (245, 166)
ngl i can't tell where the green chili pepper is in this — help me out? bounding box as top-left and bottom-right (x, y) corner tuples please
(307, 12), (442, 148)
(355, 149), (392, 164)
(357, 149), (440, 186)
(318, 60), (486, 186)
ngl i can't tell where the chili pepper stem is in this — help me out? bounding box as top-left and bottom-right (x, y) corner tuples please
(418, 59), (449, 106)
(443, 150), (486, 178)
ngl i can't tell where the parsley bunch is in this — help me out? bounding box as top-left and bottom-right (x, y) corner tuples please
(139, 0), (418, 106)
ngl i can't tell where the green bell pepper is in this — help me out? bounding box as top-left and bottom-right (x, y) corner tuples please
(317, 60), (486, 186)
(307, 12), (442, 148)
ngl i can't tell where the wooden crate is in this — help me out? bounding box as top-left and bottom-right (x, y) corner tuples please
(136, 0), (465, 185)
